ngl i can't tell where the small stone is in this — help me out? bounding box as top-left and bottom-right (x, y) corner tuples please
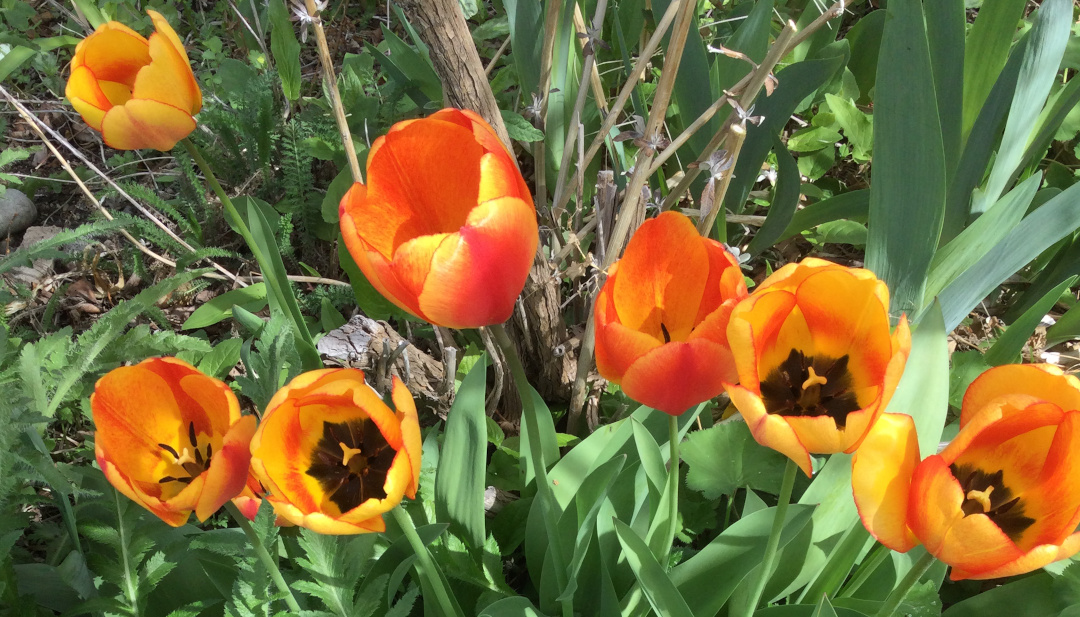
(0, 189), (36, 237)
(19, 225), (88, 272)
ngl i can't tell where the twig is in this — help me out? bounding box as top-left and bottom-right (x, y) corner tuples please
(573, 2), (609, 114)
(484, 37), (511, 76)
(479, 326), (505, 418)
(303, 0), (363, 182)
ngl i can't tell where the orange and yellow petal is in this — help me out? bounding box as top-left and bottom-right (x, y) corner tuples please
(960, 364), (1080, 428)
(412, 197), (537, 329)
(73, 26), (149, 88)
(193, 415), (257, 521)
(727, 289), (799, 393)
(66, 65), (113, 129)
(694, 241), (746, 324)
(611, 212), (709, 340)
(727, 384), (813, 476)
(131, 30), (200, 114)
(951, 532), (1080, 580)
(100, 99), (195, 151)
(595, 319), (663, 383)
(620, 339), (733, 415)
(852, 413), (920, 552)
(391, 376), (422, 498)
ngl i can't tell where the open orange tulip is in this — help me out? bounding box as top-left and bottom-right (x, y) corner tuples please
(65, 10), (202, 151)
(724, 258), (910, 475)
(91, 357), (257, 527)
(339, 108), (538, 329)
(594, 211), (748, 415)
(249, 369), (422, 534)
(853, 364), (1080, 580)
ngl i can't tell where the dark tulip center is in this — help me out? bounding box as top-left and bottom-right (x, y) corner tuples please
(306, 418), (396, 513)
(158, 421), (213, 485)
(759, 349), (860, 428)
(949, 463), (1035, 542)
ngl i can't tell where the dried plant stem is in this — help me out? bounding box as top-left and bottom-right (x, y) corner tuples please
(304, 0), (363, 182)
(551, 0), (610, 213)
(573, 3), (609, 114)
(537, 0), (564, 119)
(697, 123), (746, 235)
(648, 95), (730, 177)
(553, 0), (682, 219)
(0, 85), (245, 285)
(603, 0), (697, 264)
(484, 37), (511, 76)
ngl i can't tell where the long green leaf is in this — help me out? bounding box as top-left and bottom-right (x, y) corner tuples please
(0, 46), (35, 83)
(971, 0), (1072, 215)
(778, 190), (869, 245)
(434, 355), (488, 548)
(960, 0), (1028, 144)
(985, 276), (1076, 366)
(182, 284), (268, 330)
(749, 136), (801, 256)
(614, 520), (694, 617)
(267, 0), (302, 101)
(925, 173), (1041, 304)
(925, 0), (965, 188)
(938, 181), (1080, 330)
(885, 302), (949, 459)
(866, 0), (946, 317)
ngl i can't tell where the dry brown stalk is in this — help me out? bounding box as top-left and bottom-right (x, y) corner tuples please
(304, 0), (363, 182)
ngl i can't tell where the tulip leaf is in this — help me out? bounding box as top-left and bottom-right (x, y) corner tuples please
(682, 420), (789, 499)
(810, 594), (841, 617)
(887, 302), (949, 459)
(556, 454), (625, 602)
(941, 572), (1060, 617)
(614, 519), (695, 617)
(196, 339), (243, 380)
(749, 136), (802, 257)
(267, 0), (302, 101)
(866, 0), (946, 318)
(182, 283), (268, 330)
(0, 45), (34, 83)
(435, 354), (489, 549)
(959, 0), (1028, 145)
(985, 276), (1077, 366)
(777, 190), (870, 246)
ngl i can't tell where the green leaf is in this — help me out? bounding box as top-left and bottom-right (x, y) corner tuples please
(813, 220), (867, 246)
(749, 137), (802, 256)
(557, 454), (625, 602)
(501, 110), (544, 142)
(321, 166), (354, 225)
(866, 0), (946, 317)
(683, 420), (788, 499)
(372, 27), (442, 107)
(197, 339), (243, 380)
(941, 572), (1059, 617)
(938, 180), (1080, 330)
(926, 173), (1041, 303)
(268, 0), (302, 101)
(614, 520), (694, 617)
(824, 94), (873, 160)
(435, 354), (488, 549)
(778, 190), (869, 245)
(0, 46), (34, 83)
(182, 283), (268, 330)
(810, 594), (840, 617)
(960, 0), (1028, 144)
(477, 596), (546, 616)
(925, 0), (965, 186)
(1047, 301), (1080, 347)
(971, 0), (1073, 215)
(949, 350), (990, 410)
(457, 0), (478, 19)
(985, 276), (1077, 366)
(888, 302), (949, 458)
(319, 297), (347, 332)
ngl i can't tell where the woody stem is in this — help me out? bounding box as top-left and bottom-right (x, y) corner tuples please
(874, 551), (937, 617)
(389, 506), (463, 617)
(224, 502), (302, 613)
(737, 458), (798, 617)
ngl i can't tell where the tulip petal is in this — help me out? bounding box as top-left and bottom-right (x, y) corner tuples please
(413, 196), (538, 328)
(695, 241), (746, 325)
(960, 364), (1080, 428)
(951, 531), (1080, 580)
(97, 445), (190, 527)
(595, 317), (662, 384)
(727, 289), (798, 393)
(73, 26), (149, 88)
(66, 65), (112, 131)
(621, 339), (733, 415)
(194, 415), (257, 521)
(852, 413), (919, 552)
(100, 99), (195, 151)
(131, 29), (201, 114)
(392, 376), (422, 498)
(147, 10), (193, 71)
(612, 212), (709, 341)
(727, 384), (813, 475)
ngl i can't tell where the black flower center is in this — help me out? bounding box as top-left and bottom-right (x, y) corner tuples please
(159, 421), (212, 485)
(306, 418), (396, 513)
(758, 349), (860, 428)
(949, 463), (1035, 543)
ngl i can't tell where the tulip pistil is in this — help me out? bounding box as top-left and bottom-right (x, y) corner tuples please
(307, 419), (396, 512)
(950, 463), (1035, 542)
(158, 422), (213, 485)
(759, 349), (860, 427)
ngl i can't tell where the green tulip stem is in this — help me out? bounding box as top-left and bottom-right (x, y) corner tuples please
(490, 323), (574, 617)
(738, 457), (798, 617)
(224, 502), (302, 614)
(181, 138), (320, 370)
(663, 413), (681, 563)
(389, 506), (463, 617)
(839, 542), (890, 598)
(874, 551), (937, 617)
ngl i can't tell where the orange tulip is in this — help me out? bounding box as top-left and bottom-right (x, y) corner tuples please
(594, 211), (748, 415)
(724, 258), (910, 475)
(853, 364), (1080, 580)
(65, 10), (202, 151)
(249, 369), (422, 534)
(339, 108), (538, 329)
(91, 357), (257, 527)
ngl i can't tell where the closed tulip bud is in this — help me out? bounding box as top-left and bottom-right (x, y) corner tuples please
(65, 10), (202, 151)
(339, 108), (538, 329)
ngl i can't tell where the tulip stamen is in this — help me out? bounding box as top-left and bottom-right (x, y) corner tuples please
(307, 419), (397, 513)
(801, 367), (828, 390)
(157, 422), (214, 486)
(951, 463), (1035, 541)
(660, 323), (671, 344)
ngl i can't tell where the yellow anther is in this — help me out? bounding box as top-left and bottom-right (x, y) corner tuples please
(174, 447), (196, 467)
(802, 366), (828, 390)
(340, 442), (364, 466)
(966, 486), (995, 513)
